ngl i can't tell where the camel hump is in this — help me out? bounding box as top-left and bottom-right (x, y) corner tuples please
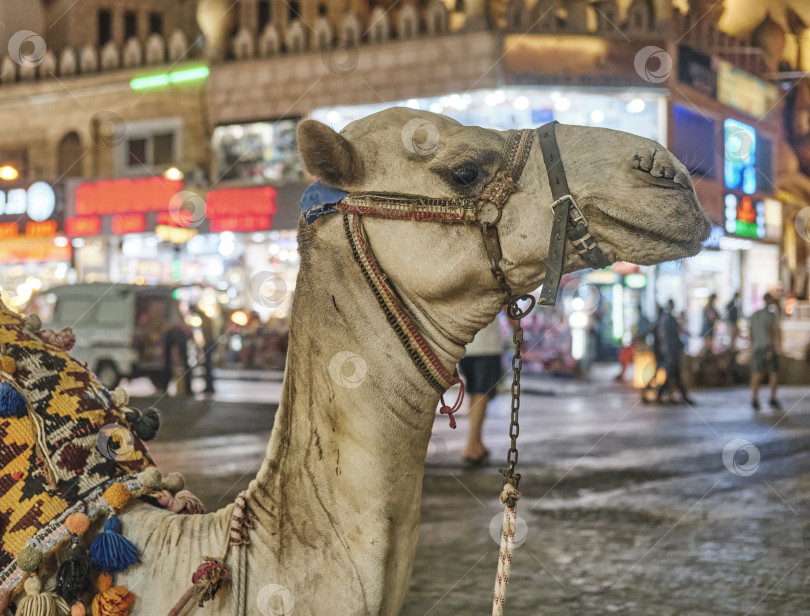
(0, 305), (157, 576)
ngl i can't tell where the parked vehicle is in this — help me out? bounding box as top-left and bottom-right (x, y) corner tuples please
(46, 283), (186, 389)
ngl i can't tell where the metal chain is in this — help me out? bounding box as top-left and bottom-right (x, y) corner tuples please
(502, 293), (535, 488)
(506, 321), (523, 471)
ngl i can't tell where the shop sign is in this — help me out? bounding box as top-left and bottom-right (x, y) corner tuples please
(503, 36), (649, 87)
(111, 213), (146, 235)
(206, 187), (277, 233)
(677, 46), (716, 98)
(75, 177), (183, 215)
(0, 182), (56, 221)
(724, 118), (756, 194)
(0, 239), (71, 264)
(65, 216), (102, 237)
(724, 193), (764, 239)
(717, 61), (779, 119)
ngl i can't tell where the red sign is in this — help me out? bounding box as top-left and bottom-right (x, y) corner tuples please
(75, 177), (183, 215)
(25, 220), (57, 237)
(65, 216), (101, 237)
(205, 187), (276, 232)
(0, 222), (18, 239)
(111, 213), (146, 235)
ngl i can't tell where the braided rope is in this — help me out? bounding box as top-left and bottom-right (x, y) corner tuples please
(492, 484), (520, 616)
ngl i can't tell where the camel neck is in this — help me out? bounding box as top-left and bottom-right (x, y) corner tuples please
(247, 217), (455, 614)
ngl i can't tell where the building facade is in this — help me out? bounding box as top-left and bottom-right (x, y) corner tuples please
(0, 0), (808, 365)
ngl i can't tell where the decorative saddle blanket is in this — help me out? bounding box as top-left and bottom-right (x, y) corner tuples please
(0, 305), (155, 591)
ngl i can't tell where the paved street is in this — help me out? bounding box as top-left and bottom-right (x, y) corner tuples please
(131, 373), (810, 615)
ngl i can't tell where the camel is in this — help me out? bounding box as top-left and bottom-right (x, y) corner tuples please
(78, 108), (709, 615)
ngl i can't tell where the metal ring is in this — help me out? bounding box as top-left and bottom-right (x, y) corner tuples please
(507, 294), (536, 320)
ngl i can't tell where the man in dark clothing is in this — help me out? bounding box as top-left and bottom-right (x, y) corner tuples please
(657, 300), (695, 405)
(701, 294), (719, 352)
(726, 291), (740, 347)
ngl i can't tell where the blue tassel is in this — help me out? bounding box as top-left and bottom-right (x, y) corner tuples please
(0, 382), (26, 418)
(89, 515), (140, 573)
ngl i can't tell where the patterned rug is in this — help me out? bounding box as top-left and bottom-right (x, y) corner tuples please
(0, 305), (154, 590)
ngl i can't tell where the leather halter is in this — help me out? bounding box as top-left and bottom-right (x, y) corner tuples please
(330, 121), (608, 392)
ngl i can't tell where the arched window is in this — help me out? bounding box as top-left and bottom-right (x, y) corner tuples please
(58, 132), (85, 177)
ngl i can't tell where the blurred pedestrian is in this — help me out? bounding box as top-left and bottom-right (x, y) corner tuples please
(701, 293), (719, 352)
(459, 316), (506, 467)
(163, 322), (192, 396)
(191, 306), (217, 394)
(657, 300), (694, 405)
(750, 293), (782, 412)
(726, 291), (740, 348)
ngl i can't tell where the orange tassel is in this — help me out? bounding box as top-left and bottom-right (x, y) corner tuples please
(71, 602), (87, 615)
(91, 574), (133, 616)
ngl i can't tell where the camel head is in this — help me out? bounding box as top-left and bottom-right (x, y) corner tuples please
(298, 107), (711, 333)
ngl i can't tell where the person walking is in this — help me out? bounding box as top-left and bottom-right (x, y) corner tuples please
(459, 316), (505, 467)
(191, 306), (217, 394)
(701, 293), (719, 352)
(726, 291), (741, 348)
(750, 293), (782, 412)
(657, 300), (695, 405)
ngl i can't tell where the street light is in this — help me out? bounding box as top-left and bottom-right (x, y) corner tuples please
(163, 166), (184, 181)
(0, 165), (19, 181)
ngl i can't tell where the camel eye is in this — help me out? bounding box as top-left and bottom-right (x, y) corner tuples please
(450, 163), (478, 187)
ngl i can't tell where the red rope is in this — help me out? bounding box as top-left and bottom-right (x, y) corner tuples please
(439, 378), (465, 429)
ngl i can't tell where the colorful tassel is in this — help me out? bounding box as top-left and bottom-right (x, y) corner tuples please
(17, 575), (70, 616)
(71, 603), (86, 616)
(111, 387), (128, 407)
(123, 408), (160, 441)
(89, 516), (139, 573)
(90, 574), (133, 616)
(0, 355), (16, 374)
(0, 382), (27, 418)
(56, 541), (92, 602)
(24, 314), (42, 332)
(137, 467), (162, 491)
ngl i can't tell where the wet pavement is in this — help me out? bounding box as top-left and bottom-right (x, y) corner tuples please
(130, 373), (810, 615)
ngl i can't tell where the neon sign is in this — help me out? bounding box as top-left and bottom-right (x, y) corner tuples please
(724, 194), (764, 239)
(65, 216), (102, 237)
(0, 182), (56, 221)
(111, 213), (146, 235)
(724, 119), (756, 194)
(206, 187), (276, 232)
(75, 177), (183, 215)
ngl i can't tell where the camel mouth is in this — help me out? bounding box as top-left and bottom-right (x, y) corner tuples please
(588, 191), (711, 261)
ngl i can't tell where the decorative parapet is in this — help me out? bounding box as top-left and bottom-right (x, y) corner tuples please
(0, 1), (771, 87)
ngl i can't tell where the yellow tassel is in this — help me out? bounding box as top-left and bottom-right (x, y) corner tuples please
(16, 575), (69, 616)
(90, 574), (133, 616)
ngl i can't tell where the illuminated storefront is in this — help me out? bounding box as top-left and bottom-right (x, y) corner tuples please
(0, 181), (71, 312)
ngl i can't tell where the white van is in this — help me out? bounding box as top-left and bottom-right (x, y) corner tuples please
(46, 283), (186, 389)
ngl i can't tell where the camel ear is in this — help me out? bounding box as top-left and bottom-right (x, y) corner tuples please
(298, 120), (364, 187)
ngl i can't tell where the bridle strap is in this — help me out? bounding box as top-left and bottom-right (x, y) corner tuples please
(536, 122), (610, 306)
